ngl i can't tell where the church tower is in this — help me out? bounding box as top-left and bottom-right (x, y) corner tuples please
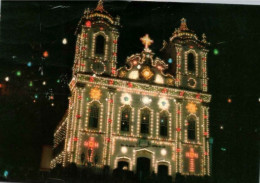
(73, 0), (120, 76)
(162, 18), (210, 92)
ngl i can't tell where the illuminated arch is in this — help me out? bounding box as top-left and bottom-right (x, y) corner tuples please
(184, 49), (199, 76)
(85, 100), (104, 132)
(92, 32), (109, 60)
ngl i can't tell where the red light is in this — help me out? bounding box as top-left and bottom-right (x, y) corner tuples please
(108, 80), (114, 85)
(196, 93), (201, 99)
(0, 84), (2, 88)
(43, 51), (49, 58)
(73, 137), (78, 141)
(162, 88), (168, 93)
(85, 20), (91, 28)
(89, 76), (94, 82)
(176, 128), (181, 132)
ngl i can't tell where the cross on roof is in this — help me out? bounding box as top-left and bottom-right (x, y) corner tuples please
(140, 34), (153, 52)
(95, 0), (104, 12)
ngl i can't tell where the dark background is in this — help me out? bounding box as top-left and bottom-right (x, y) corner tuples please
(0, 1), (259, 183)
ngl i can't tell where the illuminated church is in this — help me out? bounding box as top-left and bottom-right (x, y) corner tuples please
(51, 0), (211, 178)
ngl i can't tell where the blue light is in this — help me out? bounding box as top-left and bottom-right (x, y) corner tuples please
(124, 97), (129, 101)
(27, 62), (32, 67)
(3, 170), (8, 178)
(168, 58), (173, 64)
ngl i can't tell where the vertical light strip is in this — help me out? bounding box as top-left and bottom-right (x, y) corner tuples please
(108, 93), (115, 166)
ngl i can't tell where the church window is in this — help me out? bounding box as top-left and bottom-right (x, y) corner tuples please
(140, 108), (150, 134)
(160, 111), (168, 137)
(121, 106), (131, 132)
(88, 103), (99, 129)
(188, 117), (196, 140)
(95, 35), (105, 55)
(188, 53), (195, 72)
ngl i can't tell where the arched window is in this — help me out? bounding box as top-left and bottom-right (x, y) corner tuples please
(159, 112), (168, 137)
(121, 106), (131, 132)
(187, 53), (195, 72)
(88, 103), (99, 128)
(95, 35), (105, 55)
(188, 118), (196, 140)
(140, 109), (150, 134)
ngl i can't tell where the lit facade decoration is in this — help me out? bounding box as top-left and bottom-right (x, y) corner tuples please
(120, 93), (132, 105)
(186, 102), (198, 114)
(51, 0), (211, 178)
(89, 87), (102, 100)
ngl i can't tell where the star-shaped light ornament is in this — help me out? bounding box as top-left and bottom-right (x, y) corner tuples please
(120, 93), (132, 105)
(141, 66), (154, 80)
(90, 87), (102, 100)
(186, 102), (198, 114)
(158, 98), (169, 110)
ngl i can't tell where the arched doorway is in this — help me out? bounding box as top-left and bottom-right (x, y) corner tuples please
(137, 157), (150, 180)
(118, 161), (129, 170)
(158, 164), (168, 178)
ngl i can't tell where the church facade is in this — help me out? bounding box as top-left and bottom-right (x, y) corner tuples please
(51, 1), (211, 177)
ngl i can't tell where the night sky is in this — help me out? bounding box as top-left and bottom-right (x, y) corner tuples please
(0, 1), (259, 182)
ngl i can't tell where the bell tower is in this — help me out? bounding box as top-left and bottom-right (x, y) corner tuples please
(162, 18), (210, 92)
(73, 0), (120, 76)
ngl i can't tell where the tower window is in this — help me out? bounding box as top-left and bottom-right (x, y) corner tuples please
(89, 103), (99, 128)
(187, 53), (195, 72)
(95, 35), (105, 55)
(188, 118), (196, 140)
(140, 109), (150, 134)
(159, 112), (168, 137)
(121, 106), (131, 132)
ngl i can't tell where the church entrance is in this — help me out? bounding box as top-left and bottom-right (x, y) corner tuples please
(136, 157), (150, 180)
(118, 161), (129, 170)
(158, 164), (168, 177)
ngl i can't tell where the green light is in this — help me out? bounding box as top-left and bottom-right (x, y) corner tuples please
(57, 79), (60, 83)
(221, 147), (226, 151)
(16, 71), (21, 76)
(213, 49), (219, 55)
(34, 94), (38, 99)
(29, 81), (33, 87)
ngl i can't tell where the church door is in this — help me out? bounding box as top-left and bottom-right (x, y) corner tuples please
(158, 165), (168, 178)
(118, 161), (129, 170)
(136, 157), (150, 180)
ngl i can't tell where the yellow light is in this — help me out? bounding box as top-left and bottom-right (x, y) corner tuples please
(161, 149), (167, 156)
(186, 102), (198, 114)
(140, 34), (153, 51)
(121, 146), (127, 154)
(89, 87), (102, 100)
(141, 66), (153, 80)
